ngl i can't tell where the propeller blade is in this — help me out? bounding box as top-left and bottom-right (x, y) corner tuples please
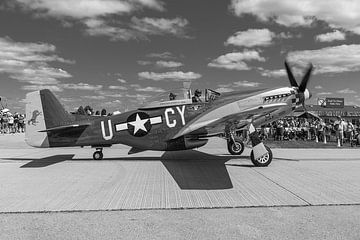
(284, 61), (298, 88)
(299, 63), (313, 93)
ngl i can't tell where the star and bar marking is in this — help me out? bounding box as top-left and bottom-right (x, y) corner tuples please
(115, 112), (162, 137)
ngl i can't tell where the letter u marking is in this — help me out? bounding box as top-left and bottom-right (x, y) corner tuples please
(101, 120), (113, 140)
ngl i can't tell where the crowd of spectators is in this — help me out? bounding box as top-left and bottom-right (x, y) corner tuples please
(258, 116), (360, 147)
(75, 106), (110, 116)
(0, 111), (25, 134)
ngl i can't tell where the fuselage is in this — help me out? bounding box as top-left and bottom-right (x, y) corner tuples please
(44, 86), (309, 151)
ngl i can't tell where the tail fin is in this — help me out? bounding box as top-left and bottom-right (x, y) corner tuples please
(25, 89), (72, 147)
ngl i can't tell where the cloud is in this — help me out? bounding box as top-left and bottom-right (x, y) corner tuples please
(12, 0), (164, 19)
(146, 51), (175, 59)
(314, 85), (323, 89)
(9, 1), (189, 41)
(117, 78), (127, 83)
(62, 83), (103, 91)
(0, 36), (72, 85)
(138, 71), (202, 81)
(131, 17), (189, 38)
(82, 95), (106, 100)
(234, 80), (260, 87)
(156, 60), (183, 68)
(208, 50), (265, 71)
(317, 92), (333, 96)
(259, 68), (286, 78)
(225, 29), (275, 47)
(21, 82), (103, 92)
(21, 84), (63, 92)
(230, 0), (360, 34)
(337, 88), (357, 94)
(109, 85), (128, 90)
(287, 44), (360, 74)
(135, 0), (164, 11)
(136, 86), (165, 92)
(277, 32), (301, 39)
(137, 60), (152, 66)
(83, 17), (189, 41)
(125, 93), (152, 99)
(216, 80), (260, 92)
(218, 80), (260, 88)
(315, 30), (346, 42)
(83, 18), (141, 41)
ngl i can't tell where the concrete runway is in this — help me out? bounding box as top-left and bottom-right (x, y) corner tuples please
(1, 134), (360, 239)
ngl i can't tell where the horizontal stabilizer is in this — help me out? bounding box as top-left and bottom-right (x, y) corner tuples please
(38, 123), (90, 133)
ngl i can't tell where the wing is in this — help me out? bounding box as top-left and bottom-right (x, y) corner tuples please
(173, 102), (287, 139)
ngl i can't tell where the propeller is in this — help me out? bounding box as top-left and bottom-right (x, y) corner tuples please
(284, 61), (313, 111)
(284, 61), (298, 88)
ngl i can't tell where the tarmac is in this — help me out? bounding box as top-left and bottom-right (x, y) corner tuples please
(1, 133), (360, 239)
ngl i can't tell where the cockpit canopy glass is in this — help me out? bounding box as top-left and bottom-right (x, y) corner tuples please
(141, 88), (220, 109)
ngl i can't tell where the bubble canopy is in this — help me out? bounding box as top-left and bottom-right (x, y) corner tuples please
(140, 88), (220, 109)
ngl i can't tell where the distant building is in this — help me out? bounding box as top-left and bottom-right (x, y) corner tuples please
(293, 97), (360, 125)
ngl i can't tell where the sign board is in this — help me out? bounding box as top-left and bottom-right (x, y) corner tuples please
(317, 98), (326, 106)
(325, 98), (344, 108)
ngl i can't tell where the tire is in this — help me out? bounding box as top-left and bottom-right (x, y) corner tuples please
(250, 145), (272, 167)
(227, 138), (245, 155)
(93, 151), (103, 160)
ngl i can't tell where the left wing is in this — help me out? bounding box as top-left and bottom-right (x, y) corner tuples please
(173, 102), (287, 139)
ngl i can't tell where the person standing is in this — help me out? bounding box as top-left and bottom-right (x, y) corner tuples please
(2, 113), (8, 134)
(18, 114), (25, 133)
(0, 113), (3, 134)
(8, 113), (14, 134)
(317, 119), (325, 142)
(334, 116), (346, 146)
(346, 120), (355, 146)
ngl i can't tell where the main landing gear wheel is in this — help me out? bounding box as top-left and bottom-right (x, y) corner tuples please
(250, 145), (272, 167)
(93, 150), (103, 160)
(227, 138), (245, 155)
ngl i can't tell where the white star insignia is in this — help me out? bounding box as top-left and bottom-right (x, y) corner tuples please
(128, 113), (149, 134)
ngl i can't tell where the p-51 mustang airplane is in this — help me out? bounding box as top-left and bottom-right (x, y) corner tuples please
(25, 61), (313, 167)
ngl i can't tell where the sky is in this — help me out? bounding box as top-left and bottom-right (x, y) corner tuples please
(1, 0), (360, 113)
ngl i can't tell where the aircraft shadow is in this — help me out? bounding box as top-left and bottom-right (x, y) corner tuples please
(160, 151), (235, 190)
(19, 154), (75, 168)
(5, 151), (253, 190)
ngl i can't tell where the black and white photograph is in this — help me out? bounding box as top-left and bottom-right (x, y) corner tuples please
(1, 0), (360, 239)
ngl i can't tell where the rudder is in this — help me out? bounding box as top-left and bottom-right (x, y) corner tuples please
(25, 89), (73, 147)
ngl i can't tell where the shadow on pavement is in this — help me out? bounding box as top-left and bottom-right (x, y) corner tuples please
(5, 150), (252, 190)
(19, 154), (75, 168)
(160, 151), (237, 190)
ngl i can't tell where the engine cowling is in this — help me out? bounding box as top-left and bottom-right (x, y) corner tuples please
(166, 137), (208, 151)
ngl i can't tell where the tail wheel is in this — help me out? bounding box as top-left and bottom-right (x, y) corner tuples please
(93, 151), (103, 160)
(250, 145), (272, 167)
(227, 138), (245, 155)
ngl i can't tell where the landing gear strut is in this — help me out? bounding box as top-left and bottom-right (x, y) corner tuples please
(248, 124), (272, 167)
(227, 138), (244, 155)
(226, 126), (245, 155)
(225, 124), (273, 167)
(93, 148), (103, 160)
(250, 145), (272, 167)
